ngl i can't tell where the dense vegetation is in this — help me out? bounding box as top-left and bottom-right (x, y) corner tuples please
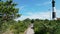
(0, 0), (31, 34)
(34, 19), (60, 34)
(0, 0), (60, 34)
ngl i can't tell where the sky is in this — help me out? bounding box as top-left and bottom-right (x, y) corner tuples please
(12, 0), (60, 20)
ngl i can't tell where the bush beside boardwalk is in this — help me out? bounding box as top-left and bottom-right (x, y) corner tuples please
(0, 19), (31, 34)
(34, 20), (60, 34)
(1, 18), (60, 34)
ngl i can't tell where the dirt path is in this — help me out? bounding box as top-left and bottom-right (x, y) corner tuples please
(24, 24), (34, 34)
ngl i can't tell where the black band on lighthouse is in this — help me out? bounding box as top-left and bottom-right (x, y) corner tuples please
(52, 12), (56, 18)
(52, 1), (55, 7)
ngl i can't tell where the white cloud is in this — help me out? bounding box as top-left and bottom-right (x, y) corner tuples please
(15, 5), (60, 21)
(19, 6), (25, 11)
(15, 9), (60, 21)
(36, 1), (51, 6)
(15, 11), (52, 21)
(56, 10), (60, 18)
(15, 6), (25, 12)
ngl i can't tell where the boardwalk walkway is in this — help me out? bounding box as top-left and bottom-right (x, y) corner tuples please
(24, 24), (34, 34)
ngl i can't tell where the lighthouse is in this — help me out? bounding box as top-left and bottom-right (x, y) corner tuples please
(52, 0), (56, 20)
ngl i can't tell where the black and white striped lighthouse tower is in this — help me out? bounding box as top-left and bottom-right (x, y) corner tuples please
(52, 0), (56, 20)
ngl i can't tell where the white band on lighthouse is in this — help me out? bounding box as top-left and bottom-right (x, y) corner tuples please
(52, 7), (56, 12)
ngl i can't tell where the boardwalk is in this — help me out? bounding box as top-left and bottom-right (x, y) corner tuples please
(25, 24), (34, 34)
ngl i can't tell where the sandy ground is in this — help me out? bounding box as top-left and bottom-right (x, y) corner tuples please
(25, 24), (34, 34)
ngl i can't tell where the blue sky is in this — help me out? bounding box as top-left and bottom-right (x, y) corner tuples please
(12, 0), (60, 20)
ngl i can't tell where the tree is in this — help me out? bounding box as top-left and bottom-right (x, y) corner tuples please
(0, 0), (20, 33)
(0, 0), (20, 22)
(0, 0), (20, 27)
